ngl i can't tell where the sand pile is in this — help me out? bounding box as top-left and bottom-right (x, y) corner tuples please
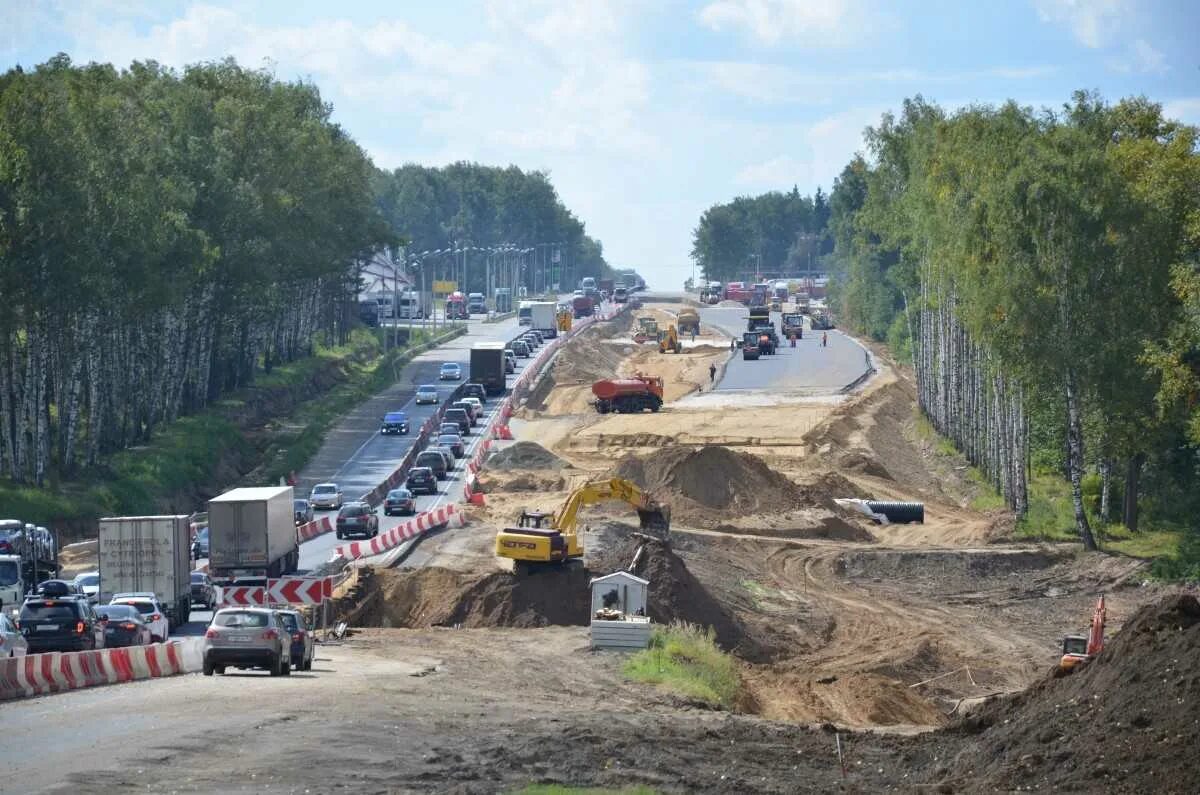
(940, 593), (1200, 792)
(489, 441), (568, 471)
(615, 447), (815, 527)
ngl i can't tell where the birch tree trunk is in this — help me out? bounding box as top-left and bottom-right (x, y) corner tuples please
(1064, 369), (1097, 550)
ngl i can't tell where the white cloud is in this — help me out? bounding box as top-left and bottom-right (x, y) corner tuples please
(1032, 0), (1129, 48)
(1130, 38), (1167, 73)
(735, 155), (807, 186)
(698, 0), (875, 46)
(1163, 98), (1200, 125)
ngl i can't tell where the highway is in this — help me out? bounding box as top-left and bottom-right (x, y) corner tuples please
(697, 305), (871, 393)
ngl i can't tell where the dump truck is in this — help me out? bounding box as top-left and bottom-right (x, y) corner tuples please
(98, 515), (193, 630)
(742, 332), (762, 360)
(470, 341), (508, 395)
(747, 305), (772, 333)
(782, 312), (804, 337)
(676, 308), (700, 335)
(810, 309), (834, 330)
(208, 486), (298, 580)
(572, 295), (594, 318)
(592, 376), (664, 414)
(495, 478), (670, 574)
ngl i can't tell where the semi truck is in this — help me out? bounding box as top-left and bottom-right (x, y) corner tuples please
(530, 301), (558, 338)
(467, 292), (487, 314)
(518, 301), (533, 326)
(494, 287), (512, 313)
(446, 291), (469, 319)
(207, 486), (298, 580)
(98, 515), (192, 630)
(470, 341), (508, 395)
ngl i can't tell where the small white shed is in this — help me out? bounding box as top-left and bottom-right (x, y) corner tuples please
(589, 570), (652, 650)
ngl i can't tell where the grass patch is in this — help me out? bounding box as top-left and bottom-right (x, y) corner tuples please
(511, 788), (658, 795)
(623, 622), (739, 709)
(0, 324), (466, 533)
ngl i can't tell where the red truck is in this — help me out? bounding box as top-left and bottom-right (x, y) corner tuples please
(572, 295), (595, 319)
(592, 376), (664, 414)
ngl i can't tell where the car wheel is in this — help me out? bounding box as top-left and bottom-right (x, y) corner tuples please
(215, 665), (226, 675)
(336, 531), (343, 540)
(203, 660), (214, 676)
(270, 655), (282, 676)
(281, 657), (291, 676)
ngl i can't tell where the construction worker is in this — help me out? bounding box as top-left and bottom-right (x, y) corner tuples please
(790, 332), (796, 348)
(821, 332), (828, 348)
(709, 363), (717, 383)
(730, 337), (737, 351)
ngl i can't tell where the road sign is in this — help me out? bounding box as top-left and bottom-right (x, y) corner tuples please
(266, 576), (328, 605)
(215, 586), (265, 607)
(433, 280), (457, 294)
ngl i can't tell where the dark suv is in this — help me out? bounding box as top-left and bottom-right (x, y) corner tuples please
(415, 450), (449, 479)
(335, 502), (379, 540)
(20, 595), (105, 652)
(443, 408), (470, 436)
(405, 466), (437, 495)
(462, 383), (487, 403)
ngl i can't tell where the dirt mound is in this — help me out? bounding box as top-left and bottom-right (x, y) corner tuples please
(489, 441), (568, 470)
(942, 593), (1200, 792)
(477, 471), (565, 493)
(615, 446), (829, 528)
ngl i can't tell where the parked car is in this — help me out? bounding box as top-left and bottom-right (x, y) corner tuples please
(415, 451), (448, 480)
(73, 571), (101, 604)
(19, 596), (104, 653)
(335, 502), (378, 540)
(0, 612), (28, 657)
(452, 400), (479, 425)
(438, 434), (465, 458)
(405, 467), (437, 495)
(503, 350), (516, 373)
(428, 446), (456, 472)
(439, 362), (462, 381)
(293, 499), (314, 527)
(511, 340), (530, 358)
(110, 592), (170, 642)
(462, 383), (487, 403)
(276, 609), (315, 672)
(415, 384), (439, 405)
(190, 571), (216, 609)
(380, 411), (409, 435)
(309, 482), (343, 510)
(383, 488), (416, 516)
(95, 604), (152, 647)
(443, 408), (471, 435)
(203, 608), (292, 676)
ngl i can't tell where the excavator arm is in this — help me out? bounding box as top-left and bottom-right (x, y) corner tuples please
(553, 478), (670, 536)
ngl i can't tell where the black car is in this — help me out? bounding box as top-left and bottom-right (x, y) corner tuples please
(335, 502), (379, 540)
(384, 488), (416, 516)
(415, 450), (448, 479)
(462, 383), (487, 403)
(19, 596), (105, 652)
(190, 571), (216, 609)
(437, 434), (465, 458)
(95, 604), (151, 647)
(293, 499), (314, 527)
(406, 467), (437, 495)
(443, 408), (470, 435)
(380, 411), (410, 435)
(452, 401), (479, 425)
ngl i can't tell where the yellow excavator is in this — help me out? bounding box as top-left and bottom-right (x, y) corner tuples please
(658, 324), (683, 354)
(495, 478), (670, 573)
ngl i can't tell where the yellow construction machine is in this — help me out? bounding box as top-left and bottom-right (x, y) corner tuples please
(658, 324), (683, 354)
(495, 478), (670, 574)
(556, 308), (573, 332)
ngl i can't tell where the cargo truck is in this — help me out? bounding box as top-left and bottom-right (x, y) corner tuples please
(470, 341), (508, 396)
(530, 301), (558, 338)
(98, 515), (192, 629)
(208, 486), (298, 580)
(572, 295), (594, 318)
(0, 520), (59, 607)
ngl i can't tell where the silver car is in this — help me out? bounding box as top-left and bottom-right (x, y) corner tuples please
(203, 608), (293, 676)
(415, 384), (439, 405)
(309, 482), (343, 510)
(0, 612), (28, 657)
(73, 571), (101, 604)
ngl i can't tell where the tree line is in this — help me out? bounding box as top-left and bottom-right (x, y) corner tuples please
(691, 187), (832, 282)
(372, 163), (613, 293)
(827, 92), (1200, 551)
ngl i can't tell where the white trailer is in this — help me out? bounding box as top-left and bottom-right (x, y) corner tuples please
(208, 486), (298, 579)
(98, 515), (192, 629)
(529, 301), (558, 338)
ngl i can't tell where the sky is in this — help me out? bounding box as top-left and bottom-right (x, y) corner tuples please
(4, 1), (1199, 289)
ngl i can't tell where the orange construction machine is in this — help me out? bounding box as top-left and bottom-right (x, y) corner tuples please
(1059, 595), (1106, 673)
(592, 375), (664, 414)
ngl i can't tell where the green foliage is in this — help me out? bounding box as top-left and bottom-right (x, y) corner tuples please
(623, 623), (740, 709)
(691, 187), (829, 281)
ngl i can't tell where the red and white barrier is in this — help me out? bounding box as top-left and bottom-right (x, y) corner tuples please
(0, 639), (203, 702)
(334, 504), (460, 561)
(296, 515), (334, 542)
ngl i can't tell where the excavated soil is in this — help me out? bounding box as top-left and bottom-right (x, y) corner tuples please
(487, 441), (569, 471)
(937, 593), (1200, 793)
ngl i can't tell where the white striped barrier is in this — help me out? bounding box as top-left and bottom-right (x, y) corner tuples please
(333, 505), (460, 561)
(0, 639), (203, 702)
(296, 515), (334, 542)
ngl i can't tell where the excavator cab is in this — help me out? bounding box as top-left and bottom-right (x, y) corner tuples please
(1062, 635), (1088, 656)
(517, 511), (554, 529)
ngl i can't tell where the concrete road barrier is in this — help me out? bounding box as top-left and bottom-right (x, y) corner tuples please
(0, 638), (204, 702)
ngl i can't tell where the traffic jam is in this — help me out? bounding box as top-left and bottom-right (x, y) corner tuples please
(1, 302), (595, 698)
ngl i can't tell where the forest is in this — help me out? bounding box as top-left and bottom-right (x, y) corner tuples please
(372, 163), (613, 294)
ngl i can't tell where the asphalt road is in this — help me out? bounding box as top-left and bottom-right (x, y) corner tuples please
(697, 305), (870, 393)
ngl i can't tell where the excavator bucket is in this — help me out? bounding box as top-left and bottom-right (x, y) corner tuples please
(636, 504), (671, 541)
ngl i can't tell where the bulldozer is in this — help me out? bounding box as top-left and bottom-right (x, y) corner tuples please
(495, 478), (670, 574)
(1058, 594), (1106, 675)
(633, 316), (659, 344)
(658, 324), (683, 354)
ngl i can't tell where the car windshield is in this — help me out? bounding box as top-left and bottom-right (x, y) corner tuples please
(278, 613), (300, 631)
(76, 574), (100, 587)
(340, 505), (366, 517)
(418, 385), (436, 393)
(438, 435), (458, 444)
(195, 527), (208, 541)
(97, 605), (138, 620)
(0, 560), (19, 586)
(294, 500), (308, 510)
(387, 490), (410, 499)
(115, 600), (157, 615)
(384, 413), (405, 422)
(214, 611), (268, 628)
(21, 602), (77, 620)
(190, 572), (207, 583)
(313, 485), (336, 494)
